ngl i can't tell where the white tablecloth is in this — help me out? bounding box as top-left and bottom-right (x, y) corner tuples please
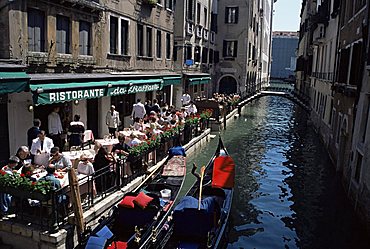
(95, 139), (119, 153)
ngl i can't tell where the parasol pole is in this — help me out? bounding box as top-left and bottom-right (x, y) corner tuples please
(68, 159), (85, 242)
(198, 166), (206, 210)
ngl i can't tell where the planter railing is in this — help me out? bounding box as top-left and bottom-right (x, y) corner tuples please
(1, 122), (208, 229)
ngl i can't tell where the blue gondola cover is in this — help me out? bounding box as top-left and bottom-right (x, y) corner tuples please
(173, 196), (219, 241)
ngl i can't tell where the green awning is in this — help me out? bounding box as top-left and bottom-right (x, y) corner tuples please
(162, 76), (182, 87)
(30, 78), (163, 105)
(0, 72), (30, 94)
(108, 79), (163, 96)
(189, 77), (211, 86)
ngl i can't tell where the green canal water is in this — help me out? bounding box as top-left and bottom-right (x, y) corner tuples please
(180, 96), (370, 249)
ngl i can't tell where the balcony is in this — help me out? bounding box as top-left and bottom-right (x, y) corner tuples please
(58, 0), (104, 11)
(311, 72), (334, 81)
(331, 83), (357, 97)
(141, 0), (157, 7)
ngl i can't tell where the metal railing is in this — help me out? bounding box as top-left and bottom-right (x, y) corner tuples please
(311, 72), (334, 81)
(3, 123), (207, 229)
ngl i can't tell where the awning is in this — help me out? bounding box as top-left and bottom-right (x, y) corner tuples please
(30, 78), (163, 105)
(162, 76), (182, 87)
(108, 79), (163, 96)
(0, 72), (30, 94)
(188, 77), (211, 86)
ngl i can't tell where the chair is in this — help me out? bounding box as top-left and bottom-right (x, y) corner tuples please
(81, 130), (95, 149)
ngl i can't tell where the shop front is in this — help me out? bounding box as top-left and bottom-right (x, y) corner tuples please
(183, 73), (211, 100)
(27, 74), (181, 143)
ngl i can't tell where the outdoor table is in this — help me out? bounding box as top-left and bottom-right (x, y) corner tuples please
(95, 138), (119, 153)
(62, 149), (95, 165)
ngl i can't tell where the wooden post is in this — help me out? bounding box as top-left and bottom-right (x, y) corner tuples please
(68, 159), (85, 242)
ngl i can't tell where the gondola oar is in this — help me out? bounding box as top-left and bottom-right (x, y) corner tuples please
(198, 166), (206, 210)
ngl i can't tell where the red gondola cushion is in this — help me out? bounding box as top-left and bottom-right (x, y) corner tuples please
(133, 192), (153, 209)
(107, 241), (128, 249)
(118, 196), (136, 209)
(212, 156), (235, 189)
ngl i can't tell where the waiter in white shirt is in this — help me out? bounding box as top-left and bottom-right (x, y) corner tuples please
(48, 106), (63, 150)
(106, 105), (120, 137)
(187, 101), (198, 114)
(131, 99), (146, 120)
(31, 130), (54, 166)
(181, 92), (191, 106)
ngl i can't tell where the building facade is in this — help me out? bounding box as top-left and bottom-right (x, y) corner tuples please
(271, 31), (299, 80)
(297, 0), (370, 226)
(214, 0), (273, 97)
(0, 0), (180, 159)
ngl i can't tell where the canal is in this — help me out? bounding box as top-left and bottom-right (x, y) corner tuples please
(182, 96), (370, 249)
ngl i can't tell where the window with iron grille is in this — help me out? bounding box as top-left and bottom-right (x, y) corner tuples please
(223, 40), (238, 58)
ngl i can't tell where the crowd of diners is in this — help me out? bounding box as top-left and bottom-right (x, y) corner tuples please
(0, 97), (201, 217)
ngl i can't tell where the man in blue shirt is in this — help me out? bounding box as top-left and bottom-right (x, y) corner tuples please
(27, 119), (41, 149)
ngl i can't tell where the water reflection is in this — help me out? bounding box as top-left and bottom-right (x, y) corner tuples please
(184, 96), (370, 249)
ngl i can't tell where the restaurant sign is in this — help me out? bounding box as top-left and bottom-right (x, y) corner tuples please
(32, 82), (163, 105)
(108, 83), (162, 96)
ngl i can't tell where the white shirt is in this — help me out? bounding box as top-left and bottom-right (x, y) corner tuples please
(30, 137), (54, 155)
(77, 161), (95, 175)
(48, 111), (63, 135)
(106, 110), (120, 128)
(131, 102), (146, 119)
(187, 104), (197, 114)
(181, 94), (191, 105)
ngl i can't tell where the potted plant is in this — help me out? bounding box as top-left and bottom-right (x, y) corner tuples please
(0, 170), (52, 201)
(142, 0), (157, 7)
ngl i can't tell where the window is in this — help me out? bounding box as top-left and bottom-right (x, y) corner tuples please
(110, 16), (118, 54)
(201, 84), (205, 92)
(146, 27), (152, 57)
(361, 98), (370, 142)
(328, 99), (333, 125)
(156, 30), (162, 58)
(165, 0), (174, 10)
(197, 2), (201, 24)
(185, 44), (192, 61)
(209, 49), (214, 63)
(202, 47), (208, 63)
(28, 8), (45, 52)
(137, 24), (144, 56)
(204, 7), (208, 27)
(173, 42), (178, 61)
(187, 0), (195, 21)
(354, 153), (363, 182)
(121, 19), (129, 55)
(79, 21), (91, 55)
(225, 7), (239, 24)
(166, 33), (171, 59)
(56, 15), (70, 54)
(223, 40), (238, 58)
(214, 50), (220, 63)
(194, 46), (201, 62)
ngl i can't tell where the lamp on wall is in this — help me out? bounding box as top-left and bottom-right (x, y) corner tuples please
(28, 105), (34, 112)
(74, 100), (79, 105)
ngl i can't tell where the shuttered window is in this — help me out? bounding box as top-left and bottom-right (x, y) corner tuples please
(79, 21), (91, 55)
(137, 24), (144, 56)
(121, 19), (129, 55)
(156, 30), (162, 58)
(225, 7), (239, 24)
(110, 16), (118, 54)
(56, 15), (70, 54)
(166, 33), (171, 59)
(223, 40), (238, 58)
(28, 9), (45, 52)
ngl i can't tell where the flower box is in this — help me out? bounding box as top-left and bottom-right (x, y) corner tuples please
(3, 186), (51, 201)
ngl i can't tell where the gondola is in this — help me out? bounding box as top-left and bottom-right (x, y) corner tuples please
(154, 136), (235, 249)
(82, 146), (187, 249)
